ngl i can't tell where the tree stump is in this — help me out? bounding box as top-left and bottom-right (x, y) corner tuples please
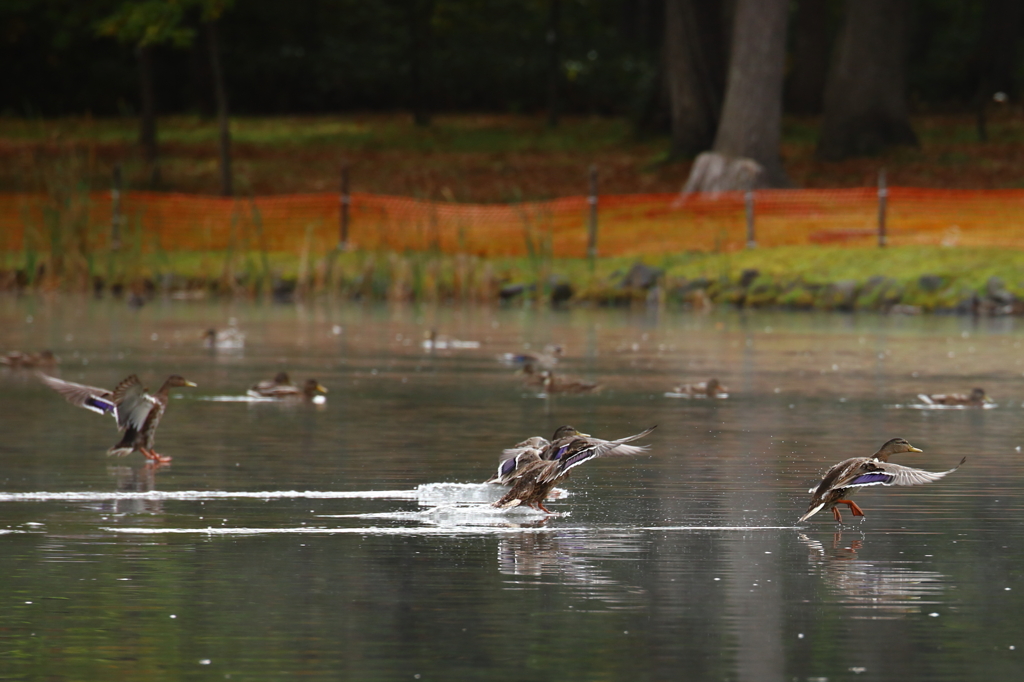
(681, 152), (764, 194)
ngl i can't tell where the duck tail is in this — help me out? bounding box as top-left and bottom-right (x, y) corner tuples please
(493, 496), (522, 510)
(797, 502), (824, 524)
(107, 427), (139, 457)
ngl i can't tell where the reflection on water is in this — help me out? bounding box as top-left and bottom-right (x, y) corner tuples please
(498, 531), (647, 608)
(106, 465), (164, 515)
(3, 297), (1024, 681)
(800, 532), (949, 619)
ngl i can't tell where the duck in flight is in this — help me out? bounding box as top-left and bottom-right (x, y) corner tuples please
(798, 437), (965, 524)
(39, 373), (196, 463)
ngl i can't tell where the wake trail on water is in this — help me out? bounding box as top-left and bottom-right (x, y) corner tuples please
(0, 482), (514, 504)
(0, 483), (802, 533)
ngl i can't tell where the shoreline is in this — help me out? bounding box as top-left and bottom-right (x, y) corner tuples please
(2, 245), (1021, 315)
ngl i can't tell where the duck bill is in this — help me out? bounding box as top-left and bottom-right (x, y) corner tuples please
(184, 380), (198, 387)
(316, 384), (328, 394)
(908, 446), (923, 453)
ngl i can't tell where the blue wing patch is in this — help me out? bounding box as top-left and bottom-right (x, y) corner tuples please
(850, 472), (893, 486)
(560, 447), (597, 471)
(85, 396), (116, 414)
(499, 458), (517, 477)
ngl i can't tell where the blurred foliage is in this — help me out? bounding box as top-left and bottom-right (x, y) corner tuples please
(1, 1), (1018, 121)
(3, 0), (661, 117)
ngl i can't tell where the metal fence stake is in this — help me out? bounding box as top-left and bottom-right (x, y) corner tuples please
(111, 164), (123, 251)
(877, 168), (888, 248)
(587, 164), (598, 263)
(745, 189), (756, 249)
(339, 160), (351, 250)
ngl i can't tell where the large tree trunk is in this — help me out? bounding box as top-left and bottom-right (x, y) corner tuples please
(685, 0), (789, 189)
(409, 0), (435, 127)
(974, 0), (1024, 141)
(136, 44), (160, 188)
(817, 0), (917, 161)
(206, 20), (232, 196)
(663, 0), (728, 157)
(785, 0), (831, 114)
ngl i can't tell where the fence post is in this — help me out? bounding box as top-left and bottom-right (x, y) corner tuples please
(111, 164), (123, 251)
(339, 160), (351, 250)
(744, 187), (756, 249)
(586, 164), (598, 263)
(877, 168), (888, 248)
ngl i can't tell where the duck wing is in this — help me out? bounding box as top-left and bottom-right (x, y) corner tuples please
(539, 426), (656, 483)
(586, 426), (657, 458)
(501, 437), (550, 461)
(37, 373), (117, 416)
(838, 457), (967, 489)
(111, 375), (158, 433)
(486, 449), (543, 484)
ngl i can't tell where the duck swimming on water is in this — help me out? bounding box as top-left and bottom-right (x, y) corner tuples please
(917, 388), (990, 407)
(1, 350), (59, 369)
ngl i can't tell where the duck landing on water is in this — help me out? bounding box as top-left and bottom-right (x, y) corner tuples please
(39, 373), (196, 463)
(492, 425), (656, 513)
(798, 437), (966, 524)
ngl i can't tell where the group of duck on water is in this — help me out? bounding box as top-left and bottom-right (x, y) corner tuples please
(504, 345), (731, 398)
(5, 341), (976, 524)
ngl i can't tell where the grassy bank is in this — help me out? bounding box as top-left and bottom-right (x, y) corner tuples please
(3, 245), (1022, 315)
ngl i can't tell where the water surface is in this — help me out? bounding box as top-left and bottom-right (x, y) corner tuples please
(1, 297), (1022, 681)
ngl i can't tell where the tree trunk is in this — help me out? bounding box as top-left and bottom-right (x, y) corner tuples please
(685, 0), (789, 189)
(546, 0), (561, 128)
(785, 0), (831, 114)
(817, 0), (917, 161)
(409, 0), (435, 127)
(136, 44), (160, 188)
(206, 20), (232, 196)
(663, 0), (728, 157)
(974, 0), (1024, 141)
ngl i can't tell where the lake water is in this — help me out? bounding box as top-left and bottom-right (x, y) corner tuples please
(1, 296), (1023, 681)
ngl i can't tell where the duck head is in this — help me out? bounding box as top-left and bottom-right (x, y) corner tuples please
(873, 437), (922, 461)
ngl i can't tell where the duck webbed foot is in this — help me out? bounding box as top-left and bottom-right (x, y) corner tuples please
(836, 499), (865, 517)
(141, 448), (173, 464)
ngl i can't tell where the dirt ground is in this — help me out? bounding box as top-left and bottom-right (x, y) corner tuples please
(3, 112), (1024, 201)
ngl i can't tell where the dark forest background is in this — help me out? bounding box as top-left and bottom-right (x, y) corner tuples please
(3, 0), (1013, 122)
(6, 0), (1024, 197)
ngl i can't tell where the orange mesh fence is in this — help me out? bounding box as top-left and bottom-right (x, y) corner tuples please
(2, 188), (1024, 256)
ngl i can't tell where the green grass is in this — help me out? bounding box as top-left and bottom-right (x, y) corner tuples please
(658, 245), (1024, 290)
(2, 244), (1019, 306)
(0, 114), (638, 154)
